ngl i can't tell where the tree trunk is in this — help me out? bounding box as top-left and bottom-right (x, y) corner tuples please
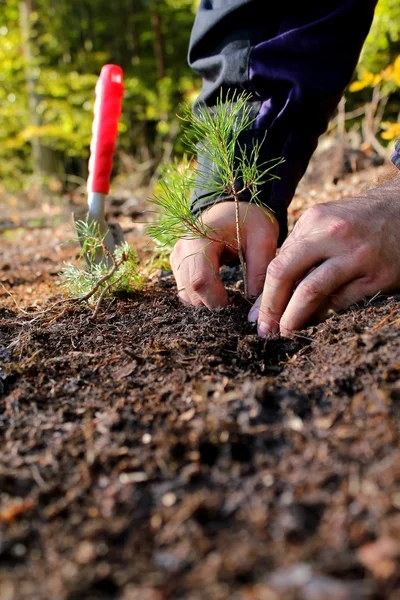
(19, 0), (42, 179)
(127, 0), (141, 62)
(150, 0), (165, 80)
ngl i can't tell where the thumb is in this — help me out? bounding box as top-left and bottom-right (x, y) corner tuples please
(172, 238), (228, 309)
(245, 232), (277, 299)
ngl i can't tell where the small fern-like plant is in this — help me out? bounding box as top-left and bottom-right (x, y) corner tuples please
(60, 218), (142, 313)
(146, 90), (284, 298)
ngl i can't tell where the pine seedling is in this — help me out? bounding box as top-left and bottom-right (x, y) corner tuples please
(146, 155), (197, 250)
(60, 217), (142, 315)
(147, 90), (284, 298)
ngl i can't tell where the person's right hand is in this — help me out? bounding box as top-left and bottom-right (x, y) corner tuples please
(170, 201), (279, 308)
(248, 172), (400, 337)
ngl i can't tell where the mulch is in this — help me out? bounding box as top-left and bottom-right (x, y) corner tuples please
(1, 164), (400, 600)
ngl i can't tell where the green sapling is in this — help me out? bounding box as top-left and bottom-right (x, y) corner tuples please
(60, 217), (142, 315)
(147, 91), (284, 299)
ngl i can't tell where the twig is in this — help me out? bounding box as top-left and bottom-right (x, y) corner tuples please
(213, 128), (249, 298)
(234, 191), (247, 298)
(371, 309), (398, 330)
(42, 304), (73, 327)
(363, 84), (390, 159)
(0, 498), (36, 523)
(91, 276), (122, 319)
(337, 95), (346, 138)
(78, 253), (125, 304)
(0, 283), (74, 324)
(0, 319), (27, 327)
(373, 94), (389, 134)
(327, 106), (366, 132)
(0, 282), (32, 315)
(30, 465), (48, 490)
(182, 218), (237, 253)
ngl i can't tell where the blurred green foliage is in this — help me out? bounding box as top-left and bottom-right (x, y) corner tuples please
(347, 1), (400, 148)
(357, 0), (400, 73)
(1, 0), (200, 191)
(0, 0), (398, 193)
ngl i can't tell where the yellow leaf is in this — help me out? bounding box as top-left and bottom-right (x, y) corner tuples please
(349, 80), (368, 92)
(349, 71), (375, 92)
(392, 55), (400, 87)
(381, 131), (396, 140)
(381, 64), (393, 81)
(380, 122), (400, 141)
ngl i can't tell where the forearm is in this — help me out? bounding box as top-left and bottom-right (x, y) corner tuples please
(189, 0), (378, 245)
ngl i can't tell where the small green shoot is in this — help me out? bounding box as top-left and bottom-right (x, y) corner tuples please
(60, 217), (142, 315)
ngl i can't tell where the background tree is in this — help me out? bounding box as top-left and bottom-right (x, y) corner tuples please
(1, 0), (199, 191)
(336, 0), (400, 155)
(0, 0), (398, 194)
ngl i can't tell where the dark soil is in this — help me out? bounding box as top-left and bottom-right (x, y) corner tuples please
(1, 165), (400, 600)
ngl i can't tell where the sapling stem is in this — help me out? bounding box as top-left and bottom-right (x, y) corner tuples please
(78, 253), (126, 304)
(146, 90), (284, 300)
(233, 190), (248, 298)
(59, 217), (143, 315)
(216, 126), (249, 297)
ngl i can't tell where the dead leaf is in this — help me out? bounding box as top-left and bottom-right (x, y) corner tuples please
(180, 408), (195, 422)
(114, 361), (137, 380)
(357, 536), (400, 579)
(0, 498), (35, 522)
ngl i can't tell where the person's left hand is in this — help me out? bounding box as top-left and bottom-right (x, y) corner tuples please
(170, 201), (279, 308)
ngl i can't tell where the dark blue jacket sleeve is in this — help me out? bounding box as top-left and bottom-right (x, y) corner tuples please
(188, 1), (378, 245)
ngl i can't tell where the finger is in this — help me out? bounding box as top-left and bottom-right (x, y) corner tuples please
(244, 227), (277, 299)
(278, 258), (362, 335)
(314, 276), (375, 323)
(171, 240), (228, 309)
(248, 293), (262, 323)
(256, 240), (325, 336)
(177, 288), (191, 305)
(247, 266), (315, 325)
(186, 246), (228, 308)
(170, 249), (191, 305)
(171, 248), (203, 307)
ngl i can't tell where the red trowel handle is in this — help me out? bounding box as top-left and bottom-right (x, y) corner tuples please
(87, 64), (124, 195)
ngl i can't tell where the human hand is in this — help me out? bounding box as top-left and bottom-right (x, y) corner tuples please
(248, 175), (400, 337)
(170, 201), (279, 308)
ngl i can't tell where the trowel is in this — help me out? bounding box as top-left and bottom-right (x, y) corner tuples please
(74, 64), (125, 268)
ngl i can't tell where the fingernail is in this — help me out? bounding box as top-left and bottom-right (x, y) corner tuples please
(248, 307), (259, 323)
(257, 321), (271, 338)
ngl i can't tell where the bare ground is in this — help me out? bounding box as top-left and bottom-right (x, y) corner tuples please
(1, 164), (400, 600)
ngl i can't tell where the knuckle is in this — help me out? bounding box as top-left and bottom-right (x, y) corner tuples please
(190, 272), (208, 293)
(364, 265), (391, 290)
(324, 217), (353, 241)
(301, 203), (327, 224)
(378, 265), (395, 287)
(352, 242), (374, 265)
(266, 256), (288, 281)
(301, 205), (354, 241)
(295, 280), (322, 304)
(258, 303), (281, 322)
